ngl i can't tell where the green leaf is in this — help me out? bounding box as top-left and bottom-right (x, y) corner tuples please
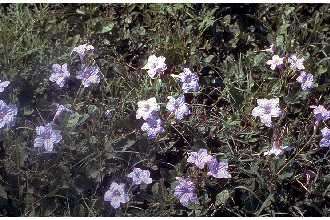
(99, 23), (114, 34)
(215, 190), (230, 206)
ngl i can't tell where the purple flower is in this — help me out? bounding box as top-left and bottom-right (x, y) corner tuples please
(310, 105), (330, 123)
(320, 127), (330, 148)
(296, 71), (314, 91)
(127, 168), (152, 185)
(53, 104), (73, 121)
(207, 158), (231, 179)
(142, 55), (167, 78)
(0, 100), (17, 128)
(136, 97), (160, 120)
(33, 123), (62, 152)
(71, 43), (94, 61)
(252, 98), (282, 127)
(166, 95), (191, 120)
(288, 54), (305, 71)
(104, 182), (129, 209)
(266, 55), (284, 70)
(174, 177), (198, 207)
(0, 80), (10, 93)
(76, 64), (101, 88)
(178, 68), (200, 93)
(49, 64), (70, 88)
(141, 116), (165, 139)
(187, 148), (213, 169)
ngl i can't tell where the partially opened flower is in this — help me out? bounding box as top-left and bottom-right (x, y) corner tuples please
(33, 123), (62, 152)
(178, 68), (200, 93)
(76, 64), (101, 88)
(166, 96), (191, 120)
(0, 100), (17, 129)
(320, 127), (330, 148)
(127, 168), (152, 185)
(187, 148), (213, 169)
(142, 55), (167, 78)
(207, 158), (231, 179)
(174, 177), (198, 207)
(266, 55), (284, 70)
(71, 43), (94, 61)
(49, 63), (70, 88)
(141, 116), (165, 139)
(0, 80), (10, 93)
(264, 143), (289, 157)
(264, 44), (275, 53)
(252, 98), (282, 127)
(310, 105), (330, 123)
(296, 71), (314, 91)
(136, 97), (160, 120)
(288, 54), (305, 71)
(104, 182), (129, 209)
(53, 104), (73, 121)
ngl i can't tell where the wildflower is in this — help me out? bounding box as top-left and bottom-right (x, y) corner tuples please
(104, 182), (129, 209)
(142, 55), (167, 78)
(53, 104), (73, 121)
(33, 123), (62, 152)
(71, 43), (94, 61)
(288, 54), (305, 71)
(252, 98), (282, 127)
(296, 71), (314, 91)
(136, 97), (160, 120)
(187, 148), (213, 169)
(178, 68), (200, 93)
(105, 109), (112, 119)
(76, 64), (101, 88)
(207, 158), (231, 179)
(0, 80), (10, 92)
(127, 168), (152, 185)
(49, 63), (70, 88)
(141, 116), (165, 139)
(174, 177), (198, 207)
(264, 143), (289, 156)
(310, 105), (330, 123)
(264, 44), (275, 53)
(266, 55), (284, 70)
(166, 96), (191, 120)
(320, 127), (330, 148)
(0, 100), (17, 128)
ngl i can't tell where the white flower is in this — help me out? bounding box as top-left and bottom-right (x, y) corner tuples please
(0, 80), (10, 93)
(127, 168), (152, 185)
(49, 64), (70, 88)
(264, 142), (289, 157)
(166, 96), (191, 120)
(288, 54), (305, 71)
(266, 55), (284, 70)
(104, 182), (129, 209)
(142, 55), (167, 78)
(252, 98), (282, 127)
(136, 97), (160, 120)
(71, 44), (94, 61)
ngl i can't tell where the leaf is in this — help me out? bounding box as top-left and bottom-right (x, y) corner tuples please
(253, 53), (265, 67)
(99, 23), (114, 34)
(215, 190), (230, 206)
(204, 55), (215, 63)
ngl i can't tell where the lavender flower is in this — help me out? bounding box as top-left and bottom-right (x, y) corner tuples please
(0, 100), (17, 128)
(104, 182), (129, 209)
(142, 55), (167, 78)
(141, 116), (165, 139)
(166, 95), (191, 120)
(310, 105), (330, 123)
(127, 168), (152, 185)
(266, 55), (284, 70)
(174, 177), (198, 207)
(53, 104), (73, 121)
(76, 64), (101, 88)
(296, 71), (314, 91)
(33, 123), (62, 152)
(187, 148), (213, 169)
(49, 64), (70, 88)
(252, 98), (282, 127)
(178, 68), (200, 93)
(288, 54), (305, 71)
(71, 43), (94, 61)
(264, 143), (289, 157)
(136, 97), (160, 120)
(320, 127), (330, 148)
(0, 80), (10, 93)
(207, 158), (231, 179)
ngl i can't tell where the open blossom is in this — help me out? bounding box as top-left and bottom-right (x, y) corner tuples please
(0, 80), (10, 92)
(178, 68), (200, 93)
(33, 123), (62, 152)
(127, 168), (152, 185)
(187, 148), (213, 169)
(142, 55), (167, 78)
(71, 43), (94, 61)
(0, 100), (17, 128)
(252, 98), (282, 127)
(296, 71), (314, 91)
(76, 64), (101, 88)
(166, 96), (190, 120)
(136, 97), (160, 120)
(141, 116), (165, 139)
(266, 55), (284, 70)
(104, 182), (129, 209)
(288, 54), (305, 71)
(310, 105), (330, 123)
(53, 104), (73, 121)
(320, 127), (330, 148)
(207, 158), (231, 179)
(49, 64), (70, 88)
(174, 177), (198, 207)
